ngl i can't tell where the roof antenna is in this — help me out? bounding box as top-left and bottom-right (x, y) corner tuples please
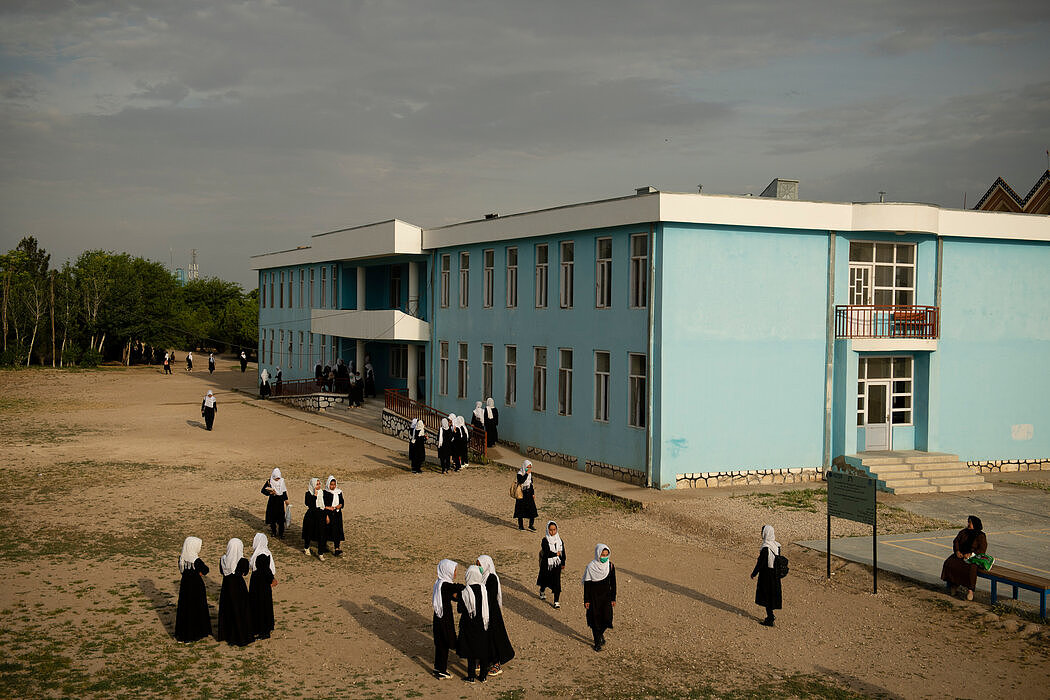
(878, 191), (886, 203)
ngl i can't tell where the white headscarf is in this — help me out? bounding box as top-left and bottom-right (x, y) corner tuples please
(415, 420), (425, 437)
(249, 532), (276, 575)
(583, 543), (611, 583)
(477, 554), (502, 609)
(518, 460), (533, 489)
(268, 468), (286, 496)
(438, 419), (449, 447)
(325, 475), (342, 507)
(485, 397), (495, 419)
(454, 415), (466, 434)
(761, 524), (781, 568)
(308, 477), (322, 506)
(179, 536), (203, 573)
(473, 401), (485, 423)
(545, 520), (563, 566)
(462, 565), (490, 630)
(203, 390), (216, 408)
(433, 559), (457, 617)
(260, 368), (269, 383)
(219, 538), (244, 576)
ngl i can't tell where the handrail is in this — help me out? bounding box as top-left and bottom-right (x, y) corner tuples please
(835, 305), (939, 339)
(384, 388), (487, 458)
(270, 376), (355, 396)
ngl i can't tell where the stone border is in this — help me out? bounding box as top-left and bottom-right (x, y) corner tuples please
(525, 446), (577, 469)
(382, 409), (485, 462)
(586, 460), (645, 486)
(274, 392), (347, 412)
(676, 467), (824, 489)
(967, 458), (1049, 474)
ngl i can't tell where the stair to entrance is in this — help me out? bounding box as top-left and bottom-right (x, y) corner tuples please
(842, 451), (992, 494)
(326, 397), (384, 431)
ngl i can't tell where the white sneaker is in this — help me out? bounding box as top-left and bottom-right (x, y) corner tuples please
(304, 548), (311, 556)
(553, 601), (560, 609)
(318, 554), (325, 562)
(539, 591), (546, 600)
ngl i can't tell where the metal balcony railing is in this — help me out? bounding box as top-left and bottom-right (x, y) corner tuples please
(834, 305), (939, 339)
(385, 388), (487, 458)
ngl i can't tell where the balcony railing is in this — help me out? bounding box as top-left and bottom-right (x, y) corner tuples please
(270, 376), (352, 396)
(834, 305), (939, 339)
(385, 388), (487, 459)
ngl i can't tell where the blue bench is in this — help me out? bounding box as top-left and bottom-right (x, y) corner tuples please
(977, 565), (1049, 619)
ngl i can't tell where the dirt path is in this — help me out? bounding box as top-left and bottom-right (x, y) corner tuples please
(0, 361), (1047, 699)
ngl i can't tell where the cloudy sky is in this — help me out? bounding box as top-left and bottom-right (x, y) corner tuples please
(2, 1), (1048, 287)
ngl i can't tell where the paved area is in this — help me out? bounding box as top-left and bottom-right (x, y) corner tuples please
(799, 482), (1050, 611)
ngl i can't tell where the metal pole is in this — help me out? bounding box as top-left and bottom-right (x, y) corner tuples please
(873, 490), (878, 594)
(827, 507), (832, 580)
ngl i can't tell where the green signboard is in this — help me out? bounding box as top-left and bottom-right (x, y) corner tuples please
(827, 470), (876, 525)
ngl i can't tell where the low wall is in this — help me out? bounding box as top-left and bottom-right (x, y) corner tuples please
(525, 446), (577, 469)
(586, 459), (645, 486)
(274, 392), (347, 412)
(967, 458), (1050, 474)
(676, 467), (824, 489)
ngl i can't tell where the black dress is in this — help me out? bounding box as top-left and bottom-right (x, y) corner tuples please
(752, 547), (783, 611)
(456, 583), (490, 675)
(514, 475), (538, 520)
(437, 428), (453, 472)
(536, 538), (565, 596)
(458, 426), (470, 465)
(302, 491), (326, 552)
(484, 575), (515, 665)
(261, 482), (288, 532)
(201, 398), (216, 431)
(249, 555), (275, 639)
(175, 558), (211, 642)
(208, 357), (215, 374)
(484, 408), (499, 447)
(217, 558), (253, 646)
(409, 433), (426, 472)
(584, 564), (616, 638)
(322, 490), (345, 544)
(433, 582), (463, 673)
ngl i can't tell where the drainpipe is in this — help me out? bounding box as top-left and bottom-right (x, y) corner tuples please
(935, 237), (943, 318)
(645, 223), (657, 488)
(428, 253), (435, 406)
(823, 231), (836, 472)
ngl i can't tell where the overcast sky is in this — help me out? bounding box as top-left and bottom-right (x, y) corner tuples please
(2, 1), (1048, 287)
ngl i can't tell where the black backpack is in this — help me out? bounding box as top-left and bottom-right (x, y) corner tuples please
(774, 554), (789, 579)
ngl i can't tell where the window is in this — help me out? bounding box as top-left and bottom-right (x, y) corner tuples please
(483, 249), (494, 308)
(558, 348), (573, 416)
(330, 335), (337, 365)
(533, 346), (547, 411)
(858, 356), (912, 425)
(308, 334), (314, 367)
(594, 351), (610, 422)
(261, 273), (267, 308)
(459, 252), (470, 308)
(506, 247), (518, 308)
(331, 265), (338, 308)
(417, 347), (426, 381)
(320, 267), (327, 309)
(391, 344), (408, 379)
(630, 233), (648, 308)
(560, 241), (574, 308)
(298, 332), (303, 370)
(287, 270), (293, 308)
(439, 341), (449, 395)
(287, 330), (293, 368)
(440, 255), (450, 308)
(535, 244), (548, 308)
(309, 268), (315, 307)
(268, 329), (273, 364)
(299, 268), (304, 308)
(628, 353), (647, 428)
(320, 334), (326, 366)
(269, 273), (275, 309)
(505, 345), (516, 406)
(457, 343), (469, 398)
(279, 329), (284, 365)
(390, 265), (402, 309)
(482, 344), (493, 399)
(848, 242), (916, 305)
(596, 237), (612, 308)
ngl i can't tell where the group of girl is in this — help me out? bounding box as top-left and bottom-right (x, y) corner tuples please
(260, 468), (346, 560)
(435, 414), (472, 473)
(408, 397), (501, 474)
(174, 533), (277, 646)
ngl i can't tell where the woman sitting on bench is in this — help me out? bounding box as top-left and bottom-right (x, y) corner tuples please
(940, 515), (987, 601)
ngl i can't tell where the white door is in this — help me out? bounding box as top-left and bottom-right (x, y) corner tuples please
(849, 264), (873, 305)
(864, 380), (891, 451)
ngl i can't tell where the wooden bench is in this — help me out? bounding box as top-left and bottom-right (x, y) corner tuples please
(977, 565), (1050, 619)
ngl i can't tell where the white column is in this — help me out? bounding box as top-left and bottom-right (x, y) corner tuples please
(408, 261), (420, 317)
(407, 344), (419, 400)
(356, 266), (366, 373)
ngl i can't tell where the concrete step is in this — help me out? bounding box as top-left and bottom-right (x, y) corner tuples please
(917, 468), (979, 479)
(888, 485), (939, 494)
(905, 453), (959, 463)
(879, 477), (931, 489)
(868, 463), (924, 474)
(937, 482), (994, 493)
(858, 456), (908, 466)
(928, 475), (987, 486)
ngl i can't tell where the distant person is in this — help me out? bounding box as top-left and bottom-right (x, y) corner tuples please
(322, 475), (344, 557)
(457, 564), (490, 683)
(409, 419), (427, 473)
(941, 515), (987, 601)
(163, 352), (171, 375)
(201, 390), (217, 431)
(240, 351), (248, 373)
(582, 544), (616, 651)
(259, 369), (271, 399)
(437, 418), (453, 474)
(477, 555), (514, 676)
(514, 461), (537, 531)
(537, 520), (565, 608)
(171, 351), (177, 367)
(472, 401), (486, 434)
(261, 468), (289, 539)
(274, 366), (282, 395)
(302, 478), (327, 561)
(186, 351), (193, 371)
(175, 536), (211, 642)
(248, 533), (277, 640)
(484, 398), (499, 447)
(455, 416), (470, 469)
(348, 372), (363, 407)
(217, 538), (253, 646)
(751, 524), (782, 627)
(314, 362), (323, 389)
(364, 357), (376, 398)
(208, 353), (215, 374)
(431, 559), (463, 680)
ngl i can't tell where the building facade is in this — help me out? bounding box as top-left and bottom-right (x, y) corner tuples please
(253, 189), (1050, 489)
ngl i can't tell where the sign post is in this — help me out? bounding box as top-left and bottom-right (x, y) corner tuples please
(826, 470), (878, 594)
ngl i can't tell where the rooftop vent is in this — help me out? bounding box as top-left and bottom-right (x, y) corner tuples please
(759, 178), (799, 201)
(484, 213), (499, 219)
(635, 185), (658, 195)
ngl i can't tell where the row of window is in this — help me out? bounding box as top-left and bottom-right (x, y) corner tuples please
(261, 329), (338, 369)
(440, 234), (649, 311)
(261, 266), (339, 310)
(438, 342), (647, 427)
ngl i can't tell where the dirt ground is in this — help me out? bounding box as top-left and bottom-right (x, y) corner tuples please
(0, 359), (1047, 699)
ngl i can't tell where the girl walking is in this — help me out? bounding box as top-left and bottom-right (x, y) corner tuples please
(750, 524), (783, 627)
(477, 555), (514, 676)
(537, 520), (565, 608)
(261, 468), (289, 538)
(409, 419), (427, 473)
(217, 538), (253, 646)
(303, 478), (327, 560)
(248, 533), (277, 639)
(582, 544), (616, 651)
(174, 536), (211, 642)
(457, 565), (490, 683)
(432, 559), (463, 680)
(323, 475), (345, 557)
(514, 461), (537, 531)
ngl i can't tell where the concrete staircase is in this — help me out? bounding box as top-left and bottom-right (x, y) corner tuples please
(325, 397), (385, 432)
(843, 451), (992, 494)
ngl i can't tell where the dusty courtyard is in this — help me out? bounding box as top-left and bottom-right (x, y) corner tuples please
(0, 360), (1047, 699)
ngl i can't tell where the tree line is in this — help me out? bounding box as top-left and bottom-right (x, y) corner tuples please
(1, 236), (258, 367)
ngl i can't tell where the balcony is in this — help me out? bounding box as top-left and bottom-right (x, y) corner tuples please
(311, 308), (429, 342)
(835, 305), (939, 340)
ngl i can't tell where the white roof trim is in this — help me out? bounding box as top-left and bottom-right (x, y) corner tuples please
(251, 219), (423, 270)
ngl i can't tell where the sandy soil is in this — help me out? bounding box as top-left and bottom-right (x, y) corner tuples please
(0, 359), (1047, 699)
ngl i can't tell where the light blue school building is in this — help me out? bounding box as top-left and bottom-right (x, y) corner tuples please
(252, 182), (1050, 489)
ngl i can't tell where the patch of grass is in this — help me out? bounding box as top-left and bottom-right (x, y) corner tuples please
(737, 489), (826, 513)
(991, 601), (1048, 625)
(544, 490), (640, 518)
(1008, 480), (1050, 493)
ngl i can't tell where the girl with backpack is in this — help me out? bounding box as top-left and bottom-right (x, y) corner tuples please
(750, 524), (783, 627)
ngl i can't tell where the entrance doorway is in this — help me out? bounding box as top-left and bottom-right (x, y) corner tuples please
(864, 380), (891, 451)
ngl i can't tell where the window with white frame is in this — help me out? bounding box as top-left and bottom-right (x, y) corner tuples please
(440, 255), (450, 308)
(533, 346), (547, 411)
(331, 265), (338, 308)
(269, 273), (275, 308)
(478, 344), (492, 399)
(535, 244), (548, 308)
(506, 247), (518, 308)
(268, 329), (274, 364)
(628, 353), (647, 428)
(848, 242), (915, 305)
(439, 341), (449, 395)
(594, 351), (610, 422)
(391, 344), (408, 379)
(320, 267), (327, 309)
(281, 271), (286, 308)
(298, 332), (303, 370)
(457, 342), (469, 398)
(558, 348), (573, 416)
(320, 334), (326, 366)
(287, 331), (293, 368)
(299, 268), (304, 308)
(630, 233), (648, 308)
(308, 334), (314, 366)
(858, 356), (912, 425)
(390, 265), (402, 309)
(309, 268), (315, 307)
(261, 273), (267, 308)
(287, 270), (293, 308)
(459, 252), (470, 308)
(560, 241), (574, 308)
(505, 345), (516, 406)
(483, 249), (494, 308)
(330, 336), (337, 365)
(279, 329), (284, 365)
(596, 237), (612, 308)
